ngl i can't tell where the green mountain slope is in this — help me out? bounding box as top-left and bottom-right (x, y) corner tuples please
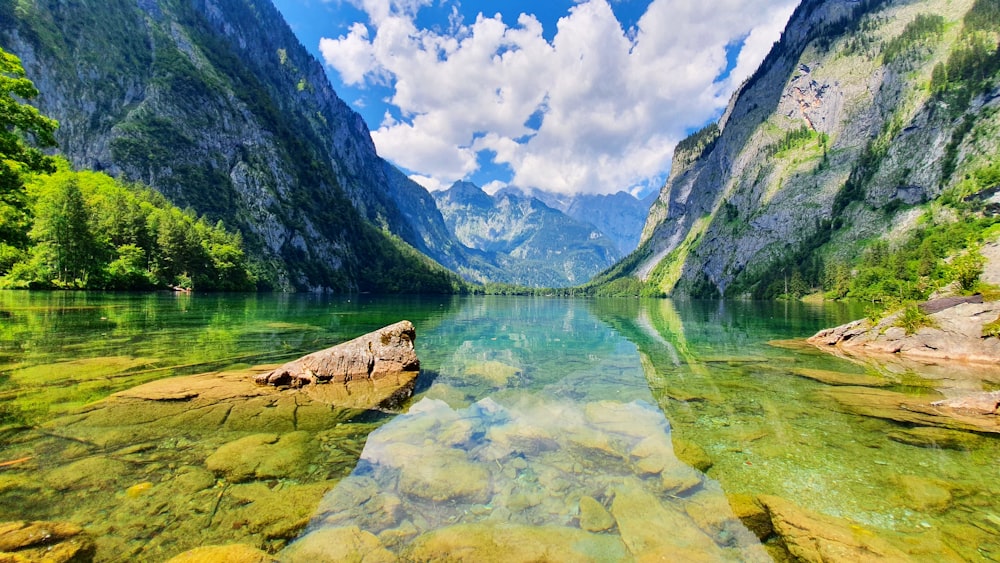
(604, 0), (1000, 299)
(1, 0), (463, 292)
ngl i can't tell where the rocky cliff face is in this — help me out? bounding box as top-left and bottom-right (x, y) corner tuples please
(433, 183), (620, 287)
(617, 0), (1000, 297)
(0, 0), (465, 291)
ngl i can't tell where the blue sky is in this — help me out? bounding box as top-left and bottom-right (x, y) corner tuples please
(273, 0), (798, 197)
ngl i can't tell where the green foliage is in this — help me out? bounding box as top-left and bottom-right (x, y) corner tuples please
(983, 315), (1000, 338)
(951, 248), (985, 293)
(675, 123), (720, 161)
(930, 0), (1000, 117)
(882, 13), (945, 64)
(765, 125), (826, 157)
(898, 302), (936, 335)
(1, 161), (256, 291)
(0, 46), (58, 259)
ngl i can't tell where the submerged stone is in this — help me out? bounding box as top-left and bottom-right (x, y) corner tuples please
(727, 494), (773, 541)
(578, 495), (615, 532)
(403, 522), (629, 562)
(0, 520), (96, 563)
(758, 495), (911, 561)
(893, 475), (953, 512)
(397, 448), (491, 503)
(611, 481), (727, 561)
(672, 437), (714, 472)
(281, 526), (396, 563)
(165, 544), (276, 563)
(886, 426), (983, 450)
(790, 367), (890, 387)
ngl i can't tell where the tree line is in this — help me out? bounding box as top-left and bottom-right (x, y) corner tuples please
(1, 46), (255, 291)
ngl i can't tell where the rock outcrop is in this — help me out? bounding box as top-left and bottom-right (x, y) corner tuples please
(808, 300), (1000, 364)
(254, 320), (419, 389)
(610, 0), (1000, 299)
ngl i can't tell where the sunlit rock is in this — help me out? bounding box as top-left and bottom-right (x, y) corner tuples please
(281, 526), (396, 563)
(0, 521), (95, 562)
(611, 481), (729, 561)
(165, 544), (276, 563)
(759, 495), (912, 561)
(403, 522), (629, 562)
(255, 321), (418, 388)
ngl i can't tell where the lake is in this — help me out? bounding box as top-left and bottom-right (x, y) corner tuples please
(0, 292), (997, 561)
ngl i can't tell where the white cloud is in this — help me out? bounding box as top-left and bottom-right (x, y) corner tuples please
(319, 0), (798, 195)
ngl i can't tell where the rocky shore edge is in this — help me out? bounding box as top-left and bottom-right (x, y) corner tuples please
(807, 296), (1000, 365)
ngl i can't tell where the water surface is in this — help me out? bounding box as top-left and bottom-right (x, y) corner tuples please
(0, 292), (996, 561)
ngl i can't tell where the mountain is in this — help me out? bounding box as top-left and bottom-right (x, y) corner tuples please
(0, 0), (468, 292)
(602, 0), (1000, 298)
(433, 182), (621, 287)
(525, 189), (653, 256)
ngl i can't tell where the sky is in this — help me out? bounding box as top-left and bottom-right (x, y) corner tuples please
(272, 0), (799, 197)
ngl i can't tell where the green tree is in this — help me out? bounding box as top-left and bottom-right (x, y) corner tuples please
(0, 46), (58, 270)
(29, 177), (99, 285)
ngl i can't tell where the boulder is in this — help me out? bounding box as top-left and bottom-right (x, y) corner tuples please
(0, 520), (96, 562)
(255, 321), (419, 388)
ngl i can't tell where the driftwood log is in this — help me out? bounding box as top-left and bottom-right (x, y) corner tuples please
(254, 320), (419, 388)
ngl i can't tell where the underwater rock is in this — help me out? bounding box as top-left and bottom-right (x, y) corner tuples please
(789, 368), (891, 388)
(287, 397), (766, 560)
(578, 495), (615, 532)
(0, 520), (96, 562)
(165, 544), (276, 563)
(280, 526), (396, 563)
(611, 482), (728, 561)
(727, 494), (773, 541)
(205, 432), (315, 482)
(672, 438), (714, 472)
(255, 321), (419, 388)
(464, 360), (522, 386)
(403, 522), (629, 562)
(893, 475), (953, 512)
(758, 495), (911, 561)
(397, 447), (492, 504)
(886, 426), (983, 450)
(43, 456), (128, 491)
(823, 386), (1000, 435)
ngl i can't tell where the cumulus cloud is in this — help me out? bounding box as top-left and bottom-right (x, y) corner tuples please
(320, 0), (797, 195)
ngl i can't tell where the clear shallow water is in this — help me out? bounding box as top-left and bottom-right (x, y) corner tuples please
(0, 292), (997, 561)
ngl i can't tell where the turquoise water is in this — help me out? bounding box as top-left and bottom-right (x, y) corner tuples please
(0, 292), (997, 560)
